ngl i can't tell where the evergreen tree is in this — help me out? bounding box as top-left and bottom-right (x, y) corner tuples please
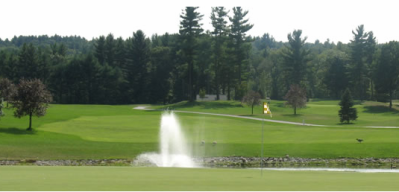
(17, 43), (40, 80)
(94, 36), (106, 65)
(105, 33), (115, 66)
(374, 41), (399, 108)
(179, 7), (203, 102)
(127, 30), (150, 103)
(339, 88), (358, 124)
(229, 7), (253, 86)
(324, 54), (349, 99)
(149, 46), (173, 104)
(211, 7), (229, 100)
(114, 37), (126, 73)
(281, 30), (310, 86)
(348, 25), (373, 100)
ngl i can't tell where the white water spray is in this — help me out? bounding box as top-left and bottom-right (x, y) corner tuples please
(135, 111), (197, 168)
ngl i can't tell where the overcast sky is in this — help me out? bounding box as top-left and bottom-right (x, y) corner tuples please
(1, 0), (398, 43)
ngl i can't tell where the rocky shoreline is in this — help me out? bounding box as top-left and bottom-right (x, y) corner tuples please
(1, 157), (398, 168)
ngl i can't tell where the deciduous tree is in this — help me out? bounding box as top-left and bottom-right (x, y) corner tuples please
(10, 79), (53, 131)
(242, 90), (261, 115)
(284, 84), (307, 115)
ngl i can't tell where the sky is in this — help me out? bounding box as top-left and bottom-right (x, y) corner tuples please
(1, 0), (398, 44)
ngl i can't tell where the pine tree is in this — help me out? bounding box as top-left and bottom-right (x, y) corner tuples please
(348, 25), (373, 100)
(374, 41), (399, 108)
(211, 7), (229, 100)
(339, 88), (358, 124)
(17, 43), (40, 80)
(229, 7), (253, 85)
(105, 33), (115, 66)
(127, 30), (150, 103)
(94, 36), (106, 65)
(282, 30), (310, 86)
(179, 7), (203, 102)
(114, 37), (126, 73)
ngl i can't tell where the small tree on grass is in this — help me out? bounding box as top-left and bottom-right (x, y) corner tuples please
(0, 78), (16, 108)
(242, 90), (261, 115)
(339, 88), (357, 124)
(284, 84), (307, 115)
(0, 98), (4, 119)
(10, 79), (53, 131)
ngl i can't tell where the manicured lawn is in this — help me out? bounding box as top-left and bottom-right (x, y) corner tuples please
(1, 103), (399, 159)
(1, 166), (399, 191)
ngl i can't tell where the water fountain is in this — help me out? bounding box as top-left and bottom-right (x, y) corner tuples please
(135, 110), (197, 168)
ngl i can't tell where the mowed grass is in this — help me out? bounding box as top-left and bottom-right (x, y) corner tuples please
(1, 166), (399, 191)
(1, 101), (399, 159)
(156, 99), (399, 126)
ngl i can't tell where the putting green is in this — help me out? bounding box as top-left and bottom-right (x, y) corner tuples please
(1, 166), (399, 191)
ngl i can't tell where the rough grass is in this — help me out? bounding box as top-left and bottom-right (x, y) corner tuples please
(1, 102), (399, 159)
(1, 166), (399, 191)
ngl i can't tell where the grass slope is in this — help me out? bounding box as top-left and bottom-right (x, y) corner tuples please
(1, 166), (399, 191)
(1, 101), (399, 159)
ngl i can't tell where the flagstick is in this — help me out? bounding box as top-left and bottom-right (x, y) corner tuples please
(261, 112), (264, 176)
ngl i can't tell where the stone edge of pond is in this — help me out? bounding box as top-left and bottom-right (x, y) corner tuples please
(1, 157), (399, 168)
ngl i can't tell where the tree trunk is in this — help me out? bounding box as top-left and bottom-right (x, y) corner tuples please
(227, 72), (231, 100)
(389, 90), (393, 109)
(251, 104), (254, 115)
(294, 107), (297, 115)
(27, 112), (32, 131)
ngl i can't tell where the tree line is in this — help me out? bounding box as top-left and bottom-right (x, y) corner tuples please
(1, 7), (398, 107)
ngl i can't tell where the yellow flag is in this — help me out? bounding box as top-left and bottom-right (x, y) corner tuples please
(263, 102), (272, 117)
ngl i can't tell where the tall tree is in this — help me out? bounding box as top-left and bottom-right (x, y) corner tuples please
(179, 7), (203, 102)
(10, 79), (53, 131)
(348, 25), (373, 100)
(105, 33), (115, 66)
(114, 37), (126, 74)
(149, 46), (173, 104)
(211, 7), (229, 100)
(94, 36), (106, 65)
(128, 30), (150, 103)
(229, 7), (253, 85)
(365, 31), (376, 99)
(17, 43), (40, 80)
(281, 30), (310, 87)
(339, 88), (358, 124)
(323, 54), (349, 99)
(374, 41), (399, 108)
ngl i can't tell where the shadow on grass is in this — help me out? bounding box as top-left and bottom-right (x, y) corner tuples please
(363, 105), (399, 114)
(0, 127), (37, 135)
